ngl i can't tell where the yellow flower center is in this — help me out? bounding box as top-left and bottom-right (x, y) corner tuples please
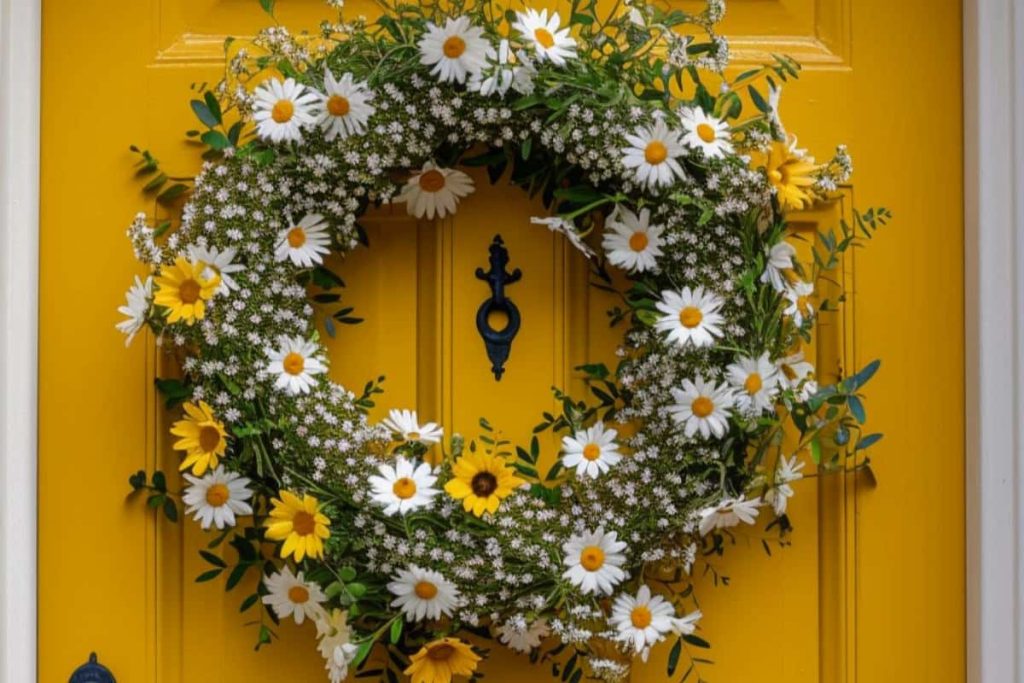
(179, 278), (201, 304)
(283, 352), (305, 376)
(205, 483), (229, 507)
(696, 122), (717, 143)
(407, 431), (421, 440)
(534, 28), (556, 49)
(292, 510), (316, 536)
(744, 372), (763, 395)
(392, 477), (418, 500)
(582, 444), (602, 461)
(288, 585), (310, 604)
(630, 605), (653, 629)
(644, 140), (668, 165)
(199, 425), (222, 453)
(287, 227), (307, 248)
(271, 99), (294, 124)
(443, 36), (467, 58)
(414, 580), (438, 600)
(418, 169), (446, 193)
(628, 231), (649, 252)
(691, 396), (714, 418)
(580, 545), (606, 571)
(679, 306), (703, 328)
(427, 643), (455, 661)
(470, 471), (498, 497)
(326, 94), (350, 117)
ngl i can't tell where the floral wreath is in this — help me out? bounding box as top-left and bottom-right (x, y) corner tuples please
(119, 0), (887, 681)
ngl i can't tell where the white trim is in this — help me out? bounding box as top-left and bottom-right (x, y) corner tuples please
(0, 0), (39, 681)
(965, 0), (1024, 681)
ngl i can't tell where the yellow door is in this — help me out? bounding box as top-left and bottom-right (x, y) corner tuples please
(39, 0), (963, 682)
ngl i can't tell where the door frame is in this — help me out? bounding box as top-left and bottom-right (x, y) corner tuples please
(0, 0), (40, 681)
(0, 0), (1018, 681)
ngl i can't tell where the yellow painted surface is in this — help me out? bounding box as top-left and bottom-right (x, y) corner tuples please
(38, 1), (963, 683)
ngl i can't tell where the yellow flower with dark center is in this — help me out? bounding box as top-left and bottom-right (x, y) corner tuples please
(764, 139), (820, 211)
(170, 401), (228, 475)
(153, 256), (220, 325)
(443, 451), (524, 517)
(404, 638), (480, 683)
(264, 490), (331, 561)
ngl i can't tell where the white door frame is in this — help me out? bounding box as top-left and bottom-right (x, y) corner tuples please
(0, 0), (1018, 682)
(964, 0), (1024, 680)
(0, 0), (40, 681)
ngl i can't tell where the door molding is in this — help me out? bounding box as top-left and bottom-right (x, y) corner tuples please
(965, 0), (1024, 681)
(0, 0), (1019, 681)
(0, 0), (40, 681)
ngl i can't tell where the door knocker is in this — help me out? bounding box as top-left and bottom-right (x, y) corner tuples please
(475, 235), (521, 381)
(69, 653), (116, 683)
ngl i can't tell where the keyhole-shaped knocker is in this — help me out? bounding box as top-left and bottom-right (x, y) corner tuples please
(475, 235), (522, 381)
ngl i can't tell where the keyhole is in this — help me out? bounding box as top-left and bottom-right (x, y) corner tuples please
(487, 309), (510, 332)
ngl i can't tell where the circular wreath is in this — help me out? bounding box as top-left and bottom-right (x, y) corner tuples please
(118, 1), (885, 681)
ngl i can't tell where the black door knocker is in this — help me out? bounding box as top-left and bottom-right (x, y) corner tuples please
(475, 235), (521, 381)
(69, 653), (116, 683)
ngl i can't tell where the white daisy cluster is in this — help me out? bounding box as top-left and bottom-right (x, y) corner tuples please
(115, 1), (884, 681)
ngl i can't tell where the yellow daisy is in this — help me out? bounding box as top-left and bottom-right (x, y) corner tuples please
(404, 638), (480, 683)
(764, 138), (820, 211)
(264, 490), (331, 561)
(443, 451), (524, 517)
(153, 256), (220, 325)
(170, 401), (228, 475)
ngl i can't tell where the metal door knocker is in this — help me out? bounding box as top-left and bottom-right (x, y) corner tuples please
(475, 235), (521, 381)
(69, 653), (116, 683)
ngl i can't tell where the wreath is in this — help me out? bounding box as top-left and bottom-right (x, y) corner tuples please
(118, 0), (887, 681)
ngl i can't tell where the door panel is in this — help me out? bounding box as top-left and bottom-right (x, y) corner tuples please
(39, 0), (963, 682)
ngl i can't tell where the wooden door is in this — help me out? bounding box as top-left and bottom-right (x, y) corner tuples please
(38, 0), (963, 682)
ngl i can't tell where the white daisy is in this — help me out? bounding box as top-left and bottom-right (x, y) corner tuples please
(116, 275), (152, 346)
(418, 16), (493, 84)
(764, 454), (805, 516)
(496, 617), (550, 653)
(783, 280), (815, 327)
(670, 609), (702, 636)
(760, 240), (797, 292)
(264, 335), (327, 395)
(317, 70), (375, 141)
(181, 466), (254, 530)
(398, 162), (475, 219)
(698, 495), (762, 536)
(274, 213), (331, 268)
(252, 77), (319, 143)
(777, 352), (818, 401)
(187, 245), (245, 293)
(601, 206), (664, 273)
(562, 528), (627, 596)
(669, 377), (736, 440)
(726, 352), (780, 415)
(621, 118), (687, 189)
(368, 456), (439, 516)
(609, 585), (675, 659)
(381, 409), (444, 445)
(512, 9), (577, 66)
(388, 565), (460, 622)
(316, 609), (359, 683)
(531, 216), (596, 259)
(654, 286), (725, 348)
(679, 107), (734, 159)
(262, 566), (327, 625)
(561, 422), (623, 479)
(469, 39), (516, 97)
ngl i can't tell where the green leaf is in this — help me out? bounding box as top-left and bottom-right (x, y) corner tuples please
(258, 0), (275, 17)
(855, 433), (883, 451)
(201, 130), (230, 150)
(347, 582), (367, 598)
(239, 592), (260, 612)
(157, 183), (189, 205)
(847, 395), (867, 424)
(748, 85), (770, 113)
(203, 91), (222, 125)
(667, 637), (682, 676)
(200, 550), (227, 568)
(162, 498), (178, 522)
(389, 618), (403, 644)
(196, 568), (223, 582)
(155, 378), (191, 408)
(225, 563), (249, 591)
(339, 566), (358, 582)
(682, 633), (711, 649)
(128, 470), (147, 491)
(190, 99), (219, 128)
